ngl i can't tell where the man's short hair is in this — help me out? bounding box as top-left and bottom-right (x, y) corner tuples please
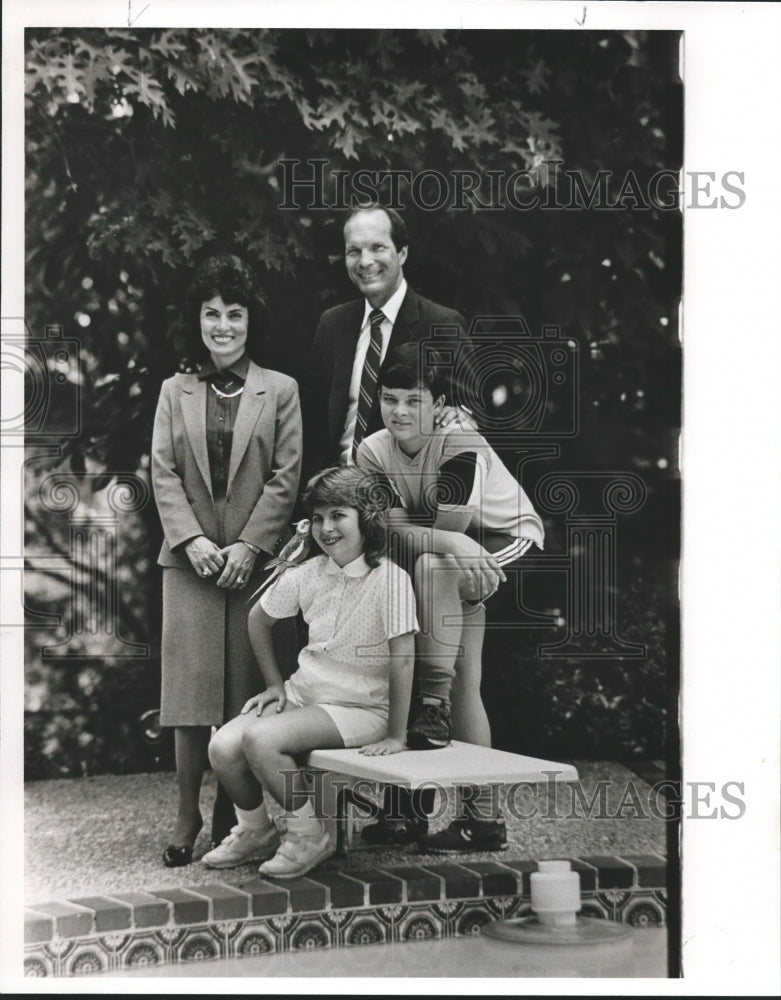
(343, 203), (409, 252)
(379, 342), (451, 402)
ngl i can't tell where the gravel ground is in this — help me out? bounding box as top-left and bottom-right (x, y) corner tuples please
(25, 761), (667, 905)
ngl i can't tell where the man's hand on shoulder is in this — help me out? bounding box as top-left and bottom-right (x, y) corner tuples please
(435, 405), (477, 431)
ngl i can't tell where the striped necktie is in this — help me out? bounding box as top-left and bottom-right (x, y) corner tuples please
(352, 308), (385, 460)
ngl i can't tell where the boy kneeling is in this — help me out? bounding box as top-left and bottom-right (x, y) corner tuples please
(357, 343), (544, 851)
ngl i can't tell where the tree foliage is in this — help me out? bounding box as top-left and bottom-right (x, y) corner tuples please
(23, 28), (681, 776)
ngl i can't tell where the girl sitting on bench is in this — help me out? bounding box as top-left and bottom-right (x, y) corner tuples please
(204, 466), (417, 878)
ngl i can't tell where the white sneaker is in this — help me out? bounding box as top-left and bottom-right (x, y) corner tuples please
(258, 823), (333, 879)
(202, 823), (280, 868)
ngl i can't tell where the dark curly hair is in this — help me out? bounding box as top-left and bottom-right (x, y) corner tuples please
(301, 466), (396, 569)
(178, 254), (268, 366)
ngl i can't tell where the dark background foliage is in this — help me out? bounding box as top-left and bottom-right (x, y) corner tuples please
(23, 27), (681, 778)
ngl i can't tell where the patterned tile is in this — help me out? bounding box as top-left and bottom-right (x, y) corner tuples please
(288, 916), (336, 951)
(123, 935), (168, 970)
(22, 855), (669, 975)
(24, 954), (53, 978)
(227, 918), (283, 958)
(397, 906), (444, 943)
(173, 924), (227, 964)
(454, 901), (496, 938)
(344, 911), (390, 948)
(624, 895), (666, 928)
(65, 942), (110, 977)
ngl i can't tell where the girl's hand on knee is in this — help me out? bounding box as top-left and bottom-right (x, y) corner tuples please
(359, 736), (406, 756)
(241, 685), (287, 716)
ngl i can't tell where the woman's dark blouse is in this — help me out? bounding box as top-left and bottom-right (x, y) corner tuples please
(197, 353), (250, 498)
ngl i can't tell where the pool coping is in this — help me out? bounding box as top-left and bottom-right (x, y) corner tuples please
(24, 853), (668, 977)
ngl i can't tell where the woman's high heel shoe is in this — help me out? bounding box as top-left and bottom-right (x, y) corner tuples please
(163, 816), (203, 867)
(162, 843), (194, 868)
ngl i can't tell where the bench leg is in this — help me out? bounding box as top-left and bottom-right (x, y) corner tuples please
(335, 787), (348, 858)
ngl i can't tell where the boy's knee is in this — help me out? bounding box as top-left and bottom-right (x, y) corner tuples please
(414, 551), (441, 587)
(414, 552), (458, 596)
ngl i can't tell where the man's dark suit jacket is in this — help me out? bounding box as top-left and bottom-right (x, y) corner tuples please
(302, 286), (470, 479)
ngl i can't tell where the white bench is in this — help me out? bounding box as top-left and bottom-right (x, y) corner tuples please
(305, 742), (579, 854)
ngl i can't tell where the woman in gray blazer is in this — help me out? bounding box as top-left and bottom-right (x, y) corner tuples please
(151, 255), (302, 866)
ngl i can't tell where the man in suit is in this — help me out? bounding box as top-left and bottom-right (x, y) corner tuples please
(302, 204), (471, 478)
(302, 205), (472, 844)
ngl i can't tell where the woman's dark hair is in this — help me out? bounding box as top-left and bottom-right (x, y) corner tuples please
(378, 341), (451, 402)
(179, 254), (267, 366)
(343, 204), (408, 252)
(301, 466), (395, 569)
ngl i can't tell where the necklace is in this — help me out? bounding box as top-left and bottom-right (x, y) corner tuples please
(209, 382), (243, 399)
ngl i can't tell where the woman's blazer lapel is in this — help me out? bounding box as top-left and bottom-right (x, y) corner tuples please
(227, 362), (266, 493)
(179, 375), (213, 499)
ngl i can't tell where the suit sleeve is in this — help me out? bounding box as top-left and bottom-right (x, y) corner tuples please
(299, 314), (332, 483)
(150, 380), (206, 551)
(238, 377), (303, 556)
(447, 308), (476, 413)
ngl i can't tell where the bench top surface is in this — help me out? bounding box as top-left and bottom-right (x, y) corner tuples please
(306, 741), (578, 788)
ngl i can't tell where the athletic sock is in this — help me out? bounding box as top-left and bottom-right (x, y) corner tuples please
(285, 797), (323, 836)
(415, 661), (455, 707)
(236, 802), (271, 832)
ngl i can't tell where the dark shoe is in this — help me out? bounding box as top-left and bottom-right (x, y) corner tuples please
(360, 816), (427, 846)
(162, 844), (194, 868)
(417, 817), (508, 853)
(407, 697), (451, 750)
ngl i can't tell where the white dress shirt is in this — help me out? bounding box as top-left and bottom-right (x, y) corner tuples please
(339, 279), (408, 465)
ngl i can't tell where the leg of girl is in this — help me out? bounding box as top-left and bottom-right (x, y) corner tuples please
(202, 708), (281, 868)
(241, 705), (344, 878)
(205, 704), (345, 876)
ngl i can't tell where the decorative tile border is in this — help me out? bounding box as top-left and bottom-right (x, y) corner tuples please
(24, 854), (667, 977)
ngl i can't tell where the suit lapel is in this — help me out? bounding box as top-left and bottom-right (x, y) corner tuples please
(180, 376), (213, 499)
(227, 362), (266, 492)
(331, 301), (365, 433)
(387, 286), (419, 356)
